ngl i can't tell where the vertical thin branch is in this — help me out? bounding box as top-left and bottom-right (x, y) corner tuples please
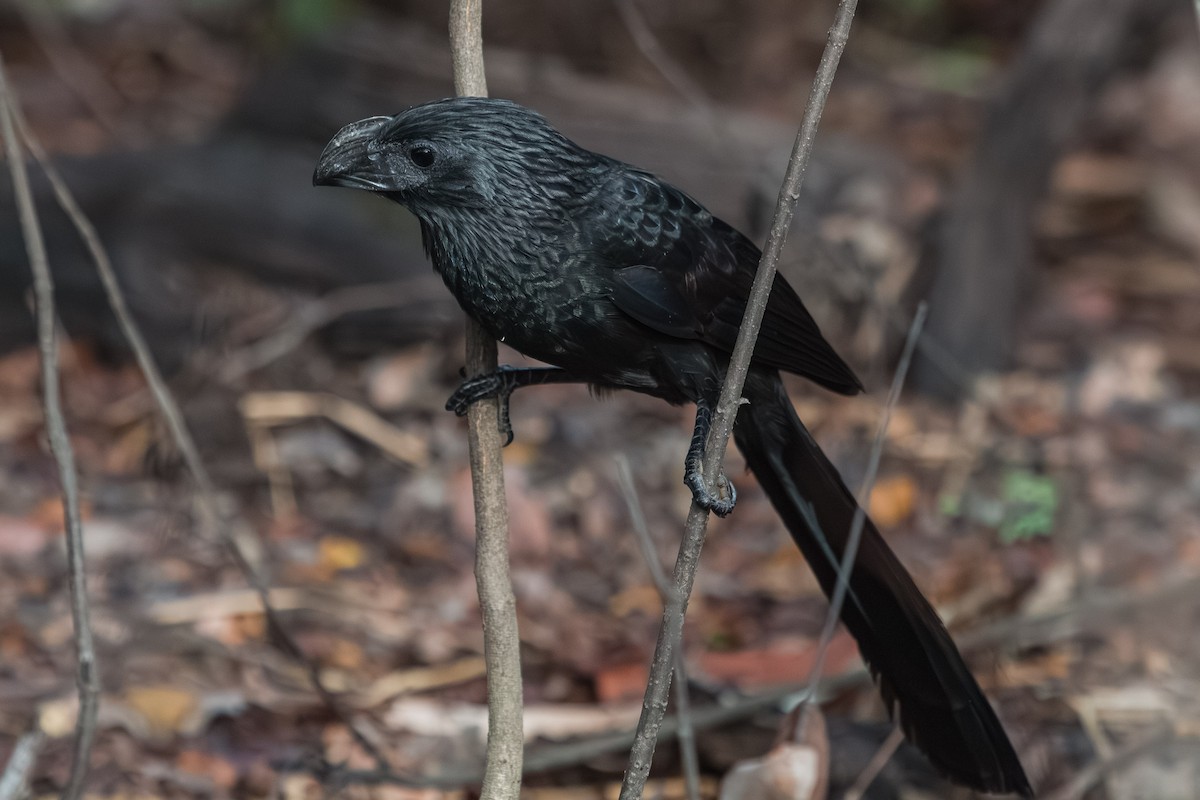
(803, 304), (926, 694)
(842, 727), (904, 800)
(0, 52), (98, 800)
(5, 59), (389, 774)
(448, 4), (523, 800)
(618, 3), (860, 798)
(615, 458), (701, 800)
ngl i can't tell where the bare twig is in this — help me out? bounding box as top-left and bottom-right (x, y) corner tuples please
(1042, 725), (1175, 800)
(613, 0), (722, 141)
(616, 457), (701, 800)
(0, 52), (99, 800)
(842, 726), (903, 800)
(12, 0), (133, 143)
(448, 5), (523, 800)
(619, 3), (861, 798)
(216, 279), (444, 382)
(5, 65), (390, 773)
(0, 729), (45, 800)
(802, 303), (925, 699)
(324, 669), (872, 790)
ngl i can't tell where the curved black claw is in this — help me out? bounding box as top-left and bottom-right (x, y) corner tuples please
(446, 368), (516, 446)
(685, 470), (737, 518)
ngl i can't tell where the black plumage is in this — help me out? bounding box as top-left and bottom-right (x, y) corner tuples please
(314, 97), (1031, 797)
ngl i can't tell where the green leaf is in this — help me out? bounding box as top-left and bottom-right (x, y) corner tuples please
(999, 470), (1058, 543)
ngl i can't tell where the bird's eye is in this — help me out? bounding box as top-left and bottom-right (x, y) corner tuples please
(409, 145), (436, 168)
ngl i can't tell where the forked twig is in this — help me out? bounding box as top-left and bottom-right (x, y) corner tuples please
(0, 51), (98, 800)
(618, 2), (862, 798)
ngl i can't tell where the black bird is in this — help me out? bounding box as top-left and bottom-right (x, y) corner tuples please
(314, 97), (1032, 797)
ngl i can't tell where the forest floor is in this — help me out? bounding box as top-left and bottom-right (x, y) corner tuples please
(1, 4), (1199, 799)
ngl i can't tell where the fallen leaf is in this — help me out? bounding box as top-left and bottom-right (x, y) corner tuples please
(720, 707), (828, 800)
(318, 535), (366, 572)
(608, 585), (662, 618)
(697, 635), (861, 690)
(867, 474), (918, 527)
(177, 749), (239, 790)
(594, 662), (650, 704)
(124, 686), (201, 738)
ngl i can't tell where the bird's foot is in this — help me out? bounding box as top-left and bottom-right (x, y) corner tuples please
(685, 467), (737, 517)
(446, 367), (517, 446)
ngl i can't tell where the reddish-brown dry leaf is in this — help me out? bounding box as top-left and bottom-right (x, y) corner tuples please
(594, 661), (651, 703)
(697, 634), (860, 690)
(176, 749), (239, 790)
(867, 474), (918, 528)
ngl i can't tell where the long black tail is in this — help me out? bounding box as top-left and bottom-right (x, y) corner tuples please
(733, 369), (1032, 797)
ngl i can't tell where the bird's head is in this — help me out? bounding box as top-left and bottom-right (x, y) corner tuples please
(313, 97), (591, 221)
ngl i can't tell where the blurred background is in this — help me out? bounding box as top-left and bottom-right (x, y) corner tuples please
(1, 0), (1199, 797)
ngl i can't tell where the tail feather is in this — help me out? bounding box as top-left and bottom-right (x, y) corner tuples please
(734, 369), (1032, 797)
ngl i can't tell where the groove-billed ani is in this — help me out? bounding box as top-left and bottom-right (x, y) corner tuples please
(313, 97), (1031, 797)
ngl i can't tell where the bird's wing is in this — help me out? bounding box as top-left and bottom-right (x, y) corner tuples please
(589, 170), (862, 395)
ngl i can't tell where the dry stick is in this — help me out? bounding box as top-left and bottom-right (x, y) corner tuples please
(366, 568), (1200, 789)
(618, 2), (860, 798)
(13, 0), (132, 143)
(842, 727), (904, 800)
(800, 303), (926, 706)
(615, 457), (702, 800)
(331, 669), (872, 790)
(0, 729), (44, 800)
(613, 0), (720, 134)
(448, 4), (524, 800)
(1042, 725), (1175, 800)
(1195, 2), (1200, 46)
(0, 54), (99, 800)
(5, 73), (391, 774)
(217, 278), (446, 382)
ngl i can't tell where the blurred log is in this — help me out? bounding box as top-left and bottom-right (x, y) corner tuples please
(913, 0), (1183, 399)
(2, 19), (920, 379)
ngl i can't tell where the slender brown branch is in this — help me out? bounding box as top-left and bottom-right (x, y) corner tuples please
(0, 51), (99, 800)
(802, 303), (925, 697)
(5, 63), (390, 773)
(618, 3), (860, 798)
(615, 457), (700, 800)
(216, 278), (444, 382)
(13, 0), (133, 143)
(1042, 725), (1175, 800)
(448, 4), (523, 800)
(613, 0), (719, 135)
(842, 726), (903, 800)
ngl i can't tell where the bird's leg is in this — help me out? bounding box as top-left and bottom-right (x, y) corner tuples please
(684, 399), (736, 517)
(446, 366), (586, 446)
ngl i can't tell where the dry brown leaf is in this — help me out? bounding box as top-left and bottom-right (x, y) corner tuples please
(318, 535), (366, 572)
(608, 584), (662, 618)
(177, 749), (239, 790)
(697, 634), (860, 690)
(867, 474), (918, 528)
(594, 661), (650, 704)
(366, 346), (436, 411)
(719, 707), (829, 800)
(124, 686), (202, 738)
